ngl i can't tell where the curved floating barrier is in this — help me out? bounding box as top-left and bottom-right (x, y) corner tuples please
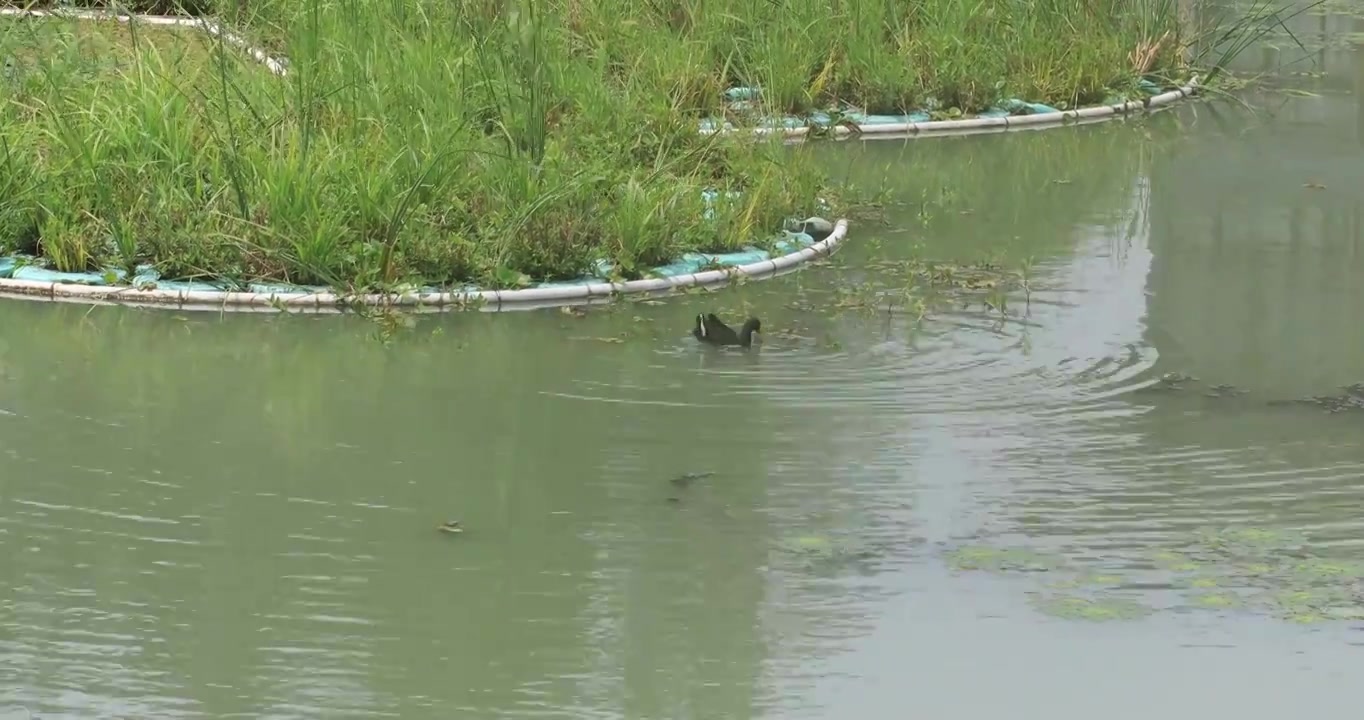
(0, 221), (849, 314)
(702, 77), (1202, 141)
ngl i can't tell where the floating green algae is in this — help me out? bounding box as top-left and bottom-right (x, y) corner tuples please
(1149, 549), (1204, 573)
(1047, 572), (1128, 591)
(1191, 526), (1311, 560)
(1285, 558), (1364, 582)
(1184, 576), (1222, 589)
(1151, 526), (1364, 624)
(1188, 591), (1244, 610)
(1255, 585), (1364, 623)
(942, 528), (1364, 627)
(943, 544), (1066, 574)
(787, 535), (834, 554)
(1032, 594), (1153, 622)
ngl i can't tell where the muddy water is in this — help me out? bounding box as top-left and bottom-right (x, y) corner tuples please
(2, 5), (1363, 719)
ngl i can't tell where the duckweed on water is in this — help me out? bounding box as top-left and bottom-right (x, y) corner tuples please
(1147, 527), (1364, 624)
(942, 529), (1364, 626)
(1191, 526), (1311, 558)
(1047, 572), (1127, 590)
(1132, 374), (1364, 416)
(1032, 594), (1153, 622)
(777, 533), (906, 576)
(1187, 591), (1243, 610)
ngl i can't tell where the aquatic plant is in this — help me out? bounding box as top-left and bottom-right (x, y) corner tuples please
(776, 532), (894, 575)
(941, 529), (1364, 626)
(1032, 594), (1153, 621)
(0, 0), (1289, 294)
(0, 3), (829, 293)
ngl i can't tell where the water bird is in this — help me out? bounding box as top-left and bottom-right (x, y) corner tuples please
(437, 520), (464, 535)
(692, 313), (761, 348)
(787, 216), (835, 242)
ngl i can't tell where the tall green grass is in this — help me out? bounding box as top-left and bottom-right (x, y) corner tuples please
(1, 1), (835, 290)
(0, 0), (1265, 290)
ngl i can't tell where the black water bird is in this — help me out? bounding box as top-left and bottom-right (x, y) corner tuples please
(692, 313), (761, 348)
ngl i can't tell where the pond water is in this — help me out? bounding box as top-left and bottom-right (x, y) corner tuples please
(2, 4), (1363, 719)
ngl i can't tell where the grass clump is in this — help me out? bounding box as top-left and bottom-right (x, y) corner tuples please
(0, 0), (1245, 292)
(1, 3), (829, 292)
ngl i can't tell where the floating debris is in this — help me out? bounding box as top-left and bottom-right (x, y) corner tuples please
(693, 312), (762, 348)
(669, 471), (716, 488)
(1187, 591), (1244, 610)
(1134, 372), (1198, 394)
(776, 533), (896, 575)
(1204, 383), (1248, 399)
(1302, 383), (1364, 413)
(1047, 572), (1127, 590)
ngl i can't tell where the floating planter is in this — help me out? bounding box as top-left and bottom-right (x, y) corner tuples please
(0, 6), (1207, 313)
(0, 218), (850, 314)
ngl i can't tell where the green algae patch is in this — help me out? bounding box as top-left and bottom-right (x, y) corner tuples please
(1285, 558), (1364, 583)
(942, 528), (1364, 627)
(1047, 572), (1128, 590)
(939, 542), (1151, 622)
(1188, 591), (1244, 610)
(1032, 594), (1153, 622)
(944, 545), (1067, 574)
(1184, 576), (1223, 590)
(785, 535), (835, 555)
(1149, 526), (1364, 624)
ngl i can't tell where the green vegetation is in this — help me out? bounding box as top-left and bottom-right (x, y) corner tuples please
(940, 528), (1364, 625)
(1033, 595), (1154, 621)
(0, 0), (1234, 292)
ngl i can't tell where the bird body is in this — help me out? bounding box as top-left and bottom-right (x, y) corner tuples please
(692, 313), (761, 348)
(789, 216), (835, 242)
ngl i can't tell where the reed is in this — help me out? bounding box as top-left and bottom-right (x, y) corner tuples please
(0, 0), (1279, 290)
